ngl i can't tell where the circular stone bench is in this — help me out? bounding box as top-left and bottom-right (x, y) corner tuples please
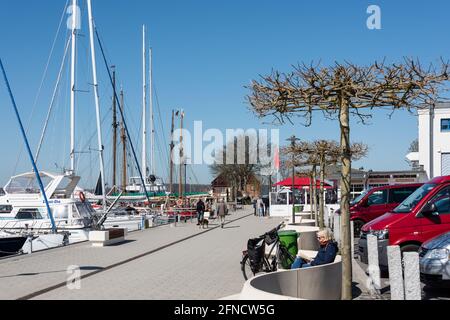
(239, 252), (342, 300)
(283, 225), (320, 251)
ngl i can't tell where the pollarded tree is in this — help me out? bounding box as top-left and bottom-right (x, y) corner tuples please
(285, 140), (368, 228)
(247, 59), (449, 299)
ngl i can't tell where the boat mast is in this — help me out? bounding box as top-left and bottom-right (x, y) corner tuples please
(120, 88), (127, 192)
(70, 0), (77, 174)
(0, 59), (57, 234)
(169, 110), (175, 194)
(87, 0), (107, 211)
(142, 25), (147, 180)
(112, 66), (118, 191)
(179, 111), (184, 198)
(149, 47), (155, 176)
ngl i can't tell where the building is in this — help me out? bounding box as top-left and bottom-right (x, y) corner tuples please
(325, 165), (427, 200)
(407, 102), (450, 179)
(211, 173), (261, 200)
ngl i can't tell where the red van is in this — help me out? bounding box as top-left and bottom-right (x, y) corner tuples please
(338, 183), (423, 236)
(359, 176), (450, 266)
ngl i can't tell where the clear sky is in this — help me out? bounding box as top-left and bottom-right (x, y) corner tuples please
(1, 0), (449, 188)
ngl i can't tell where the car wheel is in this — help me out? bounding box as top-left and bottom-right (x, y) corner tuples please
(400, 244), (421, 254)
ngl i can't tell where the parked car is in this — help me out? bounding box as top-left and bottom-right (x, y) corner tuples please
(336, 183), (423, 236)
(419, 231), (450, 287)
(359, 175), (450, 267)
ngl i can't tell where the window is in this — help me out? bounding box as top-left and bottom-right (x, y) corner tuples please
(441, 119), (450, 132)
(367, 189), (388, 206)
(0, 205), (12, 214)
(389, 187), (420, 204)
(428, 186), (450, 215)
(15, 208), (43, 220)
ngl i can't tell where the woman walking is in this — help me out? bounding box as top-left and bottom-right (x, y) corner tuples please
(217, 199), (228, 228)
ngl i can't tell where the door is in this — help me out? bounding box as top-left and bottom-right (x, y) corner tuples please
(420, 185), (450, 242)
(442, 153), (450, 176)
(366, 189), (389, 221)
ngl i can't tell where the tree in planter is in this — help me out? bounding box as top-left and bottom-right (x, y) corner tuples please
(284, 140), (368, 228)
(247, 59), (449, 299)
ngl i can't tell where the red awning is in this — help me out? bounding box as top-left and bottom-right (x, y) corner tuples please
(273, 177), (332, 189)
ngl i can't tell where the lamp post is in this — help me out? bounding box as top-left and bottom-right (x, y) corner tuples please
(287, 135), (300, 224)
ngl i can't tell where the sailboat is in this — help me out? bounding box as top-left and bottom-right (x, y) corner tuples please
(0, 0), (103, 248)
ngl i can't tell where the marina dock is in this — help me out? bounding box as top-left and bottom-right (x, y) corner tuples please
(0, 206), (282, 300)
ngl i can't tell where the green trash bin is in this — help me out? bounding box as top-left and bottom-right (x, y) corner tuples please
(294, 205), (301, 213)
(277, 230), (298, 269)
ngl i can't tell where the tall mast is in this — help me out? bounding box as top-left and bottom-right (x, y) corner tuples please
(169, 110), (175, 194)
(149, 47), (155, 176)
(112, 66), (117, 191)
(179, 111), (184, 198)
(70, 0), (77, 173)
(142, 25), (147, 178)
(120, 88), (127, 192)
(87, 0), (107, 210)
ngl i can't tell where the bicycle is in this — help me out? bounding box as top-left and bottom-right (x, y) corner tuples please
(240, 222), (297, 280)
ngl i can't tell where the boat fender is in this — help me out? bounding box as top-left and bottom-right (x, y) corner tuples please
(79, 191), (86, 203)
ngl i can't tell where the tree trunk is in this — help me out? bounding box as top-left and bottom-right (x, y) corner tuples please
(319, 155), (325, 228)
(309, 172), (313, 220)
(339, 98), (352, 300)
(312, 165), (318, 227)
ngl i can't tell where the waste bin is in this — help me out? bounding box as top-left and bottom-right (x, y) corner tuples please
(277, 230), (298, 269)
(294, 205), (301, 213)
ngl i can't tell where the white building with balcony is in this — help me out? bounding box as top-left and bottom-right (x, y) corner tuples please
(407, 102), (450, 179)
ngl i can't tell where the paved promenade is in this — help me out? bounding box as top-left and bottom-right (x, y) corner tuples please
(0, 206), (283, 300)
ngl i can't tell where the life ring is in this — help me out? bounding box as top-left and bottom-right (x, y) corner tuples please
(176, 199), (183, 206)
(79, 192), (86, 203)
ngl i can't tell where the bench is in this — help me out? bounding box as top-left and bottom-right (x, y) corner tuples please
(238, 252), (342, 300)
(89, 228), (127, 247)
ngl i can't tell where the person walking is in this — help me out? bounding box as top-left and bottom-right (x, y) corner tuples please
(196, 198), (205, 225)
(217, 199), (227, 228)
(252, 197), (257, 216)
(256, 197), (264, 217)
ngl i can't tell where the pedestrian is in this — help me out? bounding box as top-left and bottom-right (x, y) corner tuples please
(217, 198), (227, 228)
(252, 197), (257, 216)
(196, 198), (205, 225)
(256, 197), (264, 217)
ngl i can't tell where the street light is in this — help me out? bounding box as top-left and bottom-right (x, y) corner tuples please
(286, 135), (300, 224)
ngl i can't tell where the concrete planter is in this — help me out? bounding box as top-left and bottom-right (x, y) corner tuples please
(238, 253), (342, 300)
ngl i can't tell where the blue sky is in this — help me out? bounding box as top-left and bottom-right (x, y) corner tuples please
(0, 0), (449, 188)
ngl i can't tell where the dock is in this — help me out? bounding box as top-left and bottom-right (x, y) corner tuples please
(0, 206), (282, 300)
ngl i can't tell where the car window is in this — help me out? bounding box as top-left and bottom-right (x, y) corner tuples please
(429, 186), (450, 215)
(367, 190), (388, 206)
(389, 187), (419, 204)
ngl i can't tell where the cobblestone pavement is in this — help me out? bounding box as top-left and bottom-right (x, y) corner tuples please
(353, 238), (450, 301)
(0, 206), (283, 300)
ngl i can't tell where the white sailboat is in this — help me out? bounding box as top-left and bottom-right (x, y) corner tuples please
(0, 0), (103, 249)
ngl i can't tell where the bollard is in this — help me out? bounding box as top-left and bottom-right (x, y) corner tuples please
(367, 235), (381, 294)
(387, 246), (404, 300)
(350, 220), (354, 260)
(403, 252), (421, 300)
(333, 214), (341, 246)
